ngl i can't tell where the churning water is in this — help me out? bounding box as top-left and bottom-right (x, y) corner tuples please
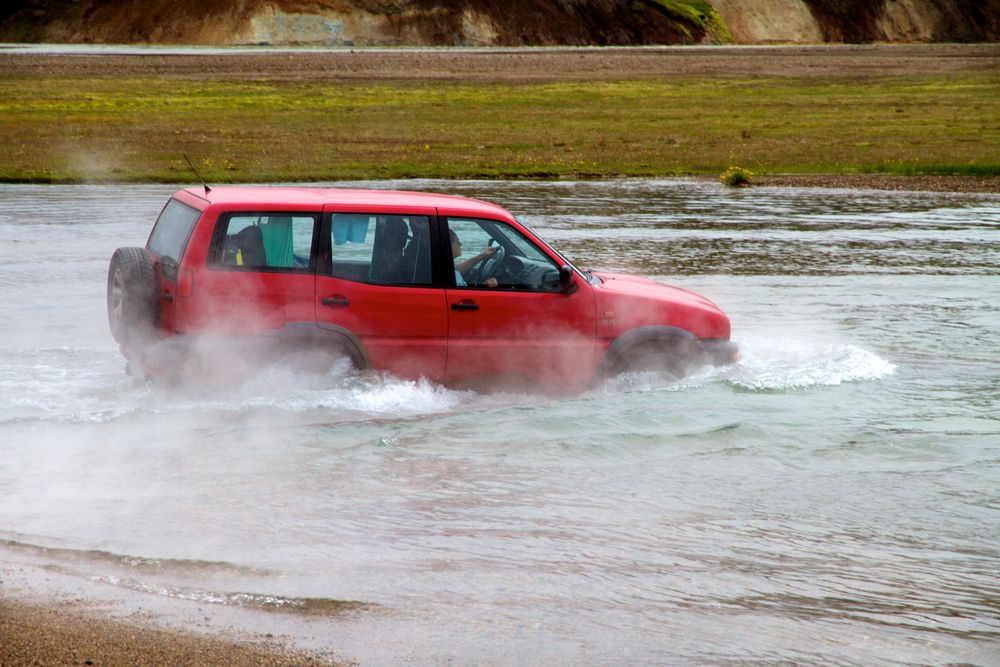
(0, 180), (997, 665)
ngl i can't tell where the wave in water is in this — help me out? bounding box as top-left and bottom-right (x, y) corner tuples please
(0, 535), (373, 616)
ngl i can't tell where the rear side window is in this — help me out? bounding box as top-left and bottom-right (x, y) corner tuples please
(216, 213), (317, 271)
(328, 213), (432, 286)
(147, 199), (201, 277)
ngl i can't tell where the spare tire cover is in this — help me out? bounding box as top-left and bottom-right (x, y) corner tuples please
(107, 246), (158, 348)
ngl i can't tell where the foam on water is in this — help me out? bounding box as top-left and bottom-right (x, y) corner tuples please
(595, 338), (894, 395)
(727, 338), (896, 391)
(186, 370), (475, 417)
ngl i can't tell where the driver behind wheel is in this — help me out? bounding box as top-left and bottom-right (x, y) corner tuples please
(451, 229), (498, 288)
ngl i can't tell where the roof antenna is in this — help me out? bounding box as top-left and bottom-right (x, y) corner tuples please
(183, 153), (212, 195)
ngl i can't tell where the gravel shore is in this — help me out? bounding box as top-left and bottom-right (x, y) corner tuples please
(751, 173), (1000, 193)
(0, 596), (342, 667)
(3, 43), (999, 82)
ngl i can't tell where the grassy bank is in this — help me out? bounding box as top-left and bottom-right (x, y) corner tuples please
(1, 72), (998, 183)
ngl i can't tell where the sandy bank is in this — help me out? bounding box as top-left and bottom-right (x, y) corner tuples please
(0, 595), (343, 667)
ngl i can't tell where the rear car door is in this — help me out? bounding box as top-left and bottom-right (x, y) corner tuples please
(315, 204), (448, 382)
(442, 216), (599, 390)
(180, 209), (319, 335)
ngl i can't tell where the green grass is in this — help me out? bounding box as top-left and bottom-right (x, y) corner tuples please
(0, 73), (998, 183)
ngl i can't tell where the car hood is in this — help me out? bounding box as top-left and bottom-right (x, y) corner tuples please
(594, 271), (722, 308)
(592, 271), (731, 340)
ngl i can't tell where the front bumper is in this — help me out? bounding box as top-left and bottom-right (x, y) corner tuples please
(697, 338), (740, 366)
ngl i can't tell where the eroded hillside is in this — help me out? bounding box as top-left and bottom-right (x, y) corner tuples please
(1, 0), (998, 45)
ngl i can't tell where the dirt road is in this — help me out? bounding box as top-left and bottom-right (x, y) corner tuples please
(3, 43), (999, 81)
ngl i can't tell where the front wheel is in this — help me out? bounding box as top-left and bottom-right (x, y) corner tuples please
(609, 338), (702, 380)
(107, 247), (158, 350)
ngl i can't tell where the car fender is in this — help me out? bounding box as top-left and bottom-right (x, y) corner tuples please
(598, 325), (701, 378)
(268, 321), (371, 370)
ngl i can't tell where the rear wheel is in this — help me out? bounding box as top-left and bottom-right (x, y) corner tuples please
(107, 247), (158, 350)
(272, 338), (367, 378)
(279, 348), (352, 375)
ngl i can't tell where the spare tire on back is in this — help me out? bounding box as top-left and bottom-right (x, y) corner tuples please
(107, 247), (158, 349)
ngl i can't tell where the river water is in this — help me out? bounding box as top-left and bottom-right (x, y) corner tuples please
(1, 180), (997, 665)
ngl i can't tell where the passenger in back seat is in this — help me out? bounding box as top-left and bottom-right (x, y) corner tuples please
(370, 216), (409, 284)
(225, 225), (266, 267)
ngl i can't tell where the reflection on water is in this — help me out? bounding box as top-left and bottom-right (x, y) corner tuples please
(440, 180), (1000, 276)
(0, 180), (998, 665)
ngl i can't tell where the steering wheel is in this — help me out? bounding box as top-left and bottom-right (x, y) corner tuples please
(473, 244), (506, 284)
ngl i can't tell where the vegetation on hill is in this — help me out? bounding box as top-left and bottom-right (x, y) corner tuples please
(0, 0), (998, 45)
(640, 1), (732, 43)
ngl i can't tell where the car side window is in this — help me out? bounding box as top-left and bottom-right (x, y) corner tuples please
(448, 217), (562, 291)
(218, 214), (316, 270)
(329, 214), (432, 286)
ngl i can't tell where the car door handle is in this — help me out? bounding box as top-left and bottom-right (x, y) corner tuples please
(321, 295), (350, 308)
(451, 300), (479, 311)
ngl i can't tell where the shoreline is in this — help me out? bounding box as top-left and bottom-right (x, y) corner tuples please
(749, 173), (1000, 193)
(1, 174), (997, 193)
(0, 544), (351, 667)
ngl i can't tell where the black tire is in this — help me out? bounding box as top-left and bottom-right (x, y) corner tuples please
(611, 337), (700, 380)
(107, 247), (158, 348)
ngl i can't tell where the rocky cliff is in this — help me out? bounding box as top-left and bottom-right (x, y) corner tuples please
(1, 0), (998, 45)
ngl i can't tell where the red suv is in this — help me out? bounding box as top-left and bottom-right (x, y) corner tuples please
(108, 187), (736, 389)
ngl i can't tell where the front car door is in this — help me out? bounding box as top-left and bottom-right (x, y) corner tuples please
(315, 204), (449, 382)
(442, 216), (599, 390)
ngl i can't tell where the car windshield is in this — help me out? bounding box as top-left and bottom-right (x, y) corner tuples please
(511, 216), (599, 284)
(478, 219), (551, 263)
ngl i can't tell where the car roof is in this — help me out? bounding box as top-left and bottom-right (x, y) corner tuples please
(180, 186), (514, 219)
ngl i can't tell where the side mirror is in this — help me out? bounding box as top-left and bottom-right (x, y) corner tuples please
(559, 265), (578, 294)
